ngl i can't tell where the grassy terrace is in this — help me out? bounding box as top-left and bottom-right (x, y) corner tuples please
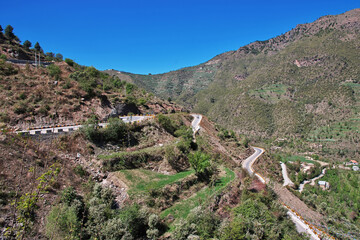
(281, 155), (315, 164)
(116, 169), (195, 196)
(160, 167), (235, 229)
(98, 145), (165, 160)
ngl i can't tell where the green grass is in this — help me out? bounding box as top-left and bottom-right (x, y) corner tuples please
(281, 155), (315, 164)
(98, 145), (164, 160)
(117, 169), (195, 195)
(160, 167), (235, 228)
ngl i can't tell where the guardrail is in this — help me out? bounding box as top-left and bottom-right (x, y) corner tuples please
(6, 59), (52, 66)
(14, 115), (155, 135)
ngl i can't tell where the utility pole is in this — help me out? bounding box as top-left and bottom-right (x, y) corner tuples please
(35, 51), (37, 67)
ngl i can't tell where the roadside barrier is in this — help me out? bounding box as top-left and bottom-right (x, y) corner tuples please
(17, 115), (156, 135)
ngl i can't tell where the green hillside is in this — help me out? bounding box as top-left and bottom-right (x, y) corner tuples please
(121, 9), (360, 159)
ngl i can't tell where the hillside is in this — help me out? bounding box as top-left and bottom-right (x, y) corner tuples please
(0, 40), (186, 130)
(118, 9), (360, 161)
(0, 27), (306, 239)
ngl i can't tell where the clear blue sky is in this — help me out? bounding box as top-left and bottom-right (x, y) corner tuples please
(1, 0), (358, 74)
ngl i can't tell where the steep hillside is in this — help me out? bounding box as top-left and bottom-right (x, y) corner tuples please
(120, 9), (360, 159)
(0, 38), (185, 130)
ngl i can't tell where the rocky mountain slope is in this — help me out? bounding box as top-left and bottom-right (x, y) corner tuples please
(120, 9), (360, 136)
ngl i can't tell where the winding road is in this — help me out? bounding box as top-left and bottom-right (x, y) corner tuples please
(280, 162), (295, 187)
(242, 147), (323, 240)
(242, 147), (266, 183)
(191, 114), (202, 133)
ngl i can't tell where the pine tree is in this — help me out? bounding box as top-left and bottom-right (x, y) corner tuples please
(34, 42), (41, 51)
(4, 25), (15, 40)
(23, 40), (32, 49)
(0, 25), (3, 32)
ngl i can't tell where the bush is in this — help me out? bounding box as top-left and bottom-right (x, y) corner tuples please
(157, 114), (177, 135)
(14, 101), (28, 114)
(126, 83), (135, 94)
(46, 204), (82, 240)
(47, 64), (62, 80)
(65, 58), (75, 66)
(103, 117), (128, 142)
(73, 165), (87, 177)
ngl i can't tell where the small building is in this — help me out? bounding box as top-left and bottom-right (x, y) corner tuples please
(318, 181), (330, 190)
(350, 160), (358, 165)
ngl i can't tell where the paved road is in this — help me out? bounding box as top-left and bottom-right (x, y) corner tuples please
(191, 114), (202, 133)
(286, 208), (320, 240)
(242, 147), (322, 240)
(280, 162), (295, 187)
(16, 115), (154, 135)
(299, 168), (327, 192)
(242, 147), (266, 183)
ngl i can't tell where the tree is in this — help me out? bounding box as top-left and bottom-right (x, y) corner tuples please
(5, 25), (19, 41)
(55, 53), (63, 60)
(46, 52), (55, 58)
(188, 151), (212, 180)
(23, 40), (32, 49)
(34, 42), (41, 51)
(0, 25), (3, 32)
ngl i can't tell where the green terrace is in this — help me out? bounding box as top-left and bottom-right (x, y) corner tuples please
(116, 169), (195, 196)
(160, 167), (235, 229)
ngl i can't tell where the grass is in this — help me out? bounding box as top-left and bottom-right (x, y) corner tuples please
(98, 145), (164, 160)
(160, 167), (235, 229)
(116, 169), (195, 195)
(281, 155), (315, 164)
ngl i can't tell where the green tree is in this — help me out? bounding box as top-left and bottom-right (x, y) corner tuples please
(55, 53), (63, 60)
(46, 52), (55, 58)
(4, 25), (15, 40)
(188, 151), (212, 180)
(0, 25), (3, 32)
(34, 42), (41, 51)
(23, 40), (32, 49)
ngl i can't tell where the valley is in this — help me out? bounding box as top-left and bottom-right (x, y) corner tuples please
(0, 8), (359, 240)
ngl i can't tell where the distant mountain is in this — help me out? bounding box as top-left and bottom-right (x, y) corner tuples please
(118, 9), (360, 141)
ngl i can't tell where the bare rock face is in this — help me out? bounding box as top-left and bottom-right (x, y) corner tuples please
(105, 103), (141, 120)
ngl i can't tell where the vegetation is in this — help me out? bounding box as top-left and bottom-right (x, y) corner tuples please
(23, 40), (31, 49)
(34, 42), (41, 51)
(300, 169), (360, 239)
(45, 184), (164, 240)
(82, 117), (130, 144)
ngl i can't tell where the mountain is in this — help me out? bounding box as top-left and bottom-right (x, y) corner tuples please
(119, 9), (359, 133)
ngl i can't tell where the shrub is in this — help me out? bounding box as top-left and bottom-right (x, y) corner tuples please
(157, 114), (177, 135)
(103, 117), (128, 143)
(47, 64), (62, 80)
(73, 165), (87, 177)
(14, 101), (28, 114)
(46, 205), (82, 240)
(126, 83), (135, 94)
(65, 58), (75, 66)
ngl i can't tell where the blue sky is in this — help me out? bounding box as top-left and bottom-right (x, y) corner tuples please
(1, 1), (358, 74)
